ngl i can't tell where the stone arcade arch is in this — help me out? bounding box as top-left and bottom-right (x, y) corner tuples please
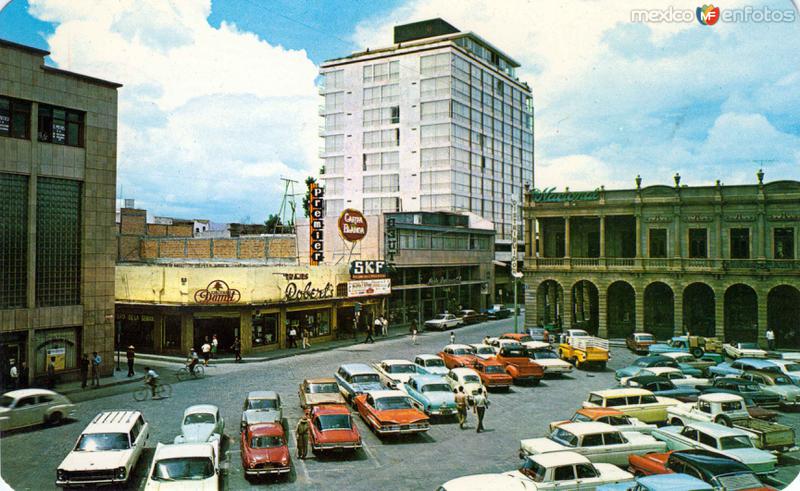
(644, 282), (674, 340)
(683, 282), (716, 337)
(536, 280), (564, 328)
(768, 285), (800, 349)
(571, 280), (599, 335)
(724, 284), (758, 343)
(607, 281), (635, 338)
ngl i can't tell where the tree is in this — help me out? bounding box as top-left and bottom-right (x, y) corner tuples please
(264, 213), (281, 232)
(302, 176), (317, 218)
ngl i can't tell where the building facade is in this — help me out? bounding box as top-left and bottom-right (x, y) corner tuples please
(523, 174), (800, 348)
(318, 18), (533, 244)
(0, 39), (120, 387)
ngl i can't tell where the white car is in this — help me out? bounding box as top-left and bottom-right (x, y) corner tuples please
(506, 451), (634, 490)
(519, 422), (667, 466)
(438, 474), (537, 491)
(667, 393), (751, 426)
(549, 409), (657, 434)
(57, 411), (149, 487)
(373, 359), (419, 388)
(620, 367), (709, 388)
(0, 388), (76, 431)
(487, 338), (523, 355)
(724, 343), (768, 359)
(445, 367), (486, 396)
(241, 391), (282, 430)
(174, 404), (224, 456)
(424, 313), (463, 331)
(414, 354), (449, 376)
(524, 346), (573, 375)
(769, 359), (800, 384)
(145, 442), (219, 490)
(468, 344), (496, 360)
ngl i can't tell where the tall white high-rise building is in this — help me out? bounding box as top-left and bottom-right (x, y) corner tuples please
(318, 18), (533, 243)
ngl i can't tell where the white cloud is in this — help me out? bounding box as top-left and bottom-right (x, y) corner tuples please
(28, 0), (320, 221)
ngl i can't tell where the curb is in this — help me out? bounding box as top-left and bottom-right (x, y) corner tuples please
(59, 374), (144, 396)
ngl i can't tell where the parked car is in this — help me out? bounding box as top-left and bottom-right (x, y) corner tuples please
(438, 344), (478, 369)
(241, 391), (282, 430)
(438, 473), (537, 491)
(615, 356), (702, 381)
(372, 359), (419, 388)
(334, 363), (384, 403)
(424, 313), (463, 331)
(525, 346), (573, 376)
(620, 367), (709, 388)
(486, 304), (512, 319)
(724, 343), (768, 359)
(738, 370), (800, 408)
(240, 422), (291, 478)
(354, 390), (429, 436)
(519, 422), (667, 466)
(0, 388), (76, 431)
(472, 358), (513, 391)
(666, 393), (796, 452)
(174, 404), (224, 449)
(457, 309), (487, 325)
(769, 359), (800, 384)
(708, 358), (780, 378)
(649, 336), (724, 363)
(743, 397), (779, 421)
(583, 388), (681, 424)
(413, 354), (449, 376)
(651, 422), (777, 475)
(298, 378), (346, 408)
(487, 338), (524, 355)
(501, 333), (534, 344)
(445, 367), (485, 396)
(468, 343), (497, 360)
(549, 408), (656, 434)
(697, 378), (781, 409)
(507, 451), (633, 490)
(623, 376), (700, 401)
(627, 449), (774, 491)
(526, 327), (550, 343)
(56, 410), (149, 487)
(495, 347), (544, 385)
(145, 442), (218, 490)
(402, 375), (457, 416)
(308, 404), (361, 453)
(597, 473), (713, 491)
(627, 333), (657, 354)
(659, 352), (716, 374)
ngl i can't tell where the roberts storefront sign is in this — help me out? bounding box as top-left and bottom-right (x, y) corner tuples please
(338, 209), (368, 242)
(274, 272), (335, 301)
(532, 187), (600, 203)
(348, 278), (391, 298)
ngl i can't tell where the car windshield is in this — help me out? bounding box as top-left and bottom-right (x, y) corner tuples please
(475, 346), (494, 354)
(637, 334), (655, 341)
(719, 435), (753, 450)
(636, 359), (653, 367)
(351, 374), (380, 384)
(421, 383), (451, 393)
(387, 364), (416, 374)
(374, 396), (413, 410)
(0, 396), (14, 408)
(607, 415), (630, 425)
(184, 413), (215, 425)
(501, 348), (527, 357)
(152, 457), (214, 481)
(550, 428), (578, 447)
(451, 349), (470, 355)
(531, 351), (558, 360)
(782, 363), (800, 372)
(248, 398), (278, 410)
(520, 458), (547, 482)
(484, 365), (505, 374)
(571, 330), (589, 337)
(425, 359), (445, 367)
(317, 414), (352, 430)
(737, 384), (759, 393)
(669, 340), (686, 347)
(739, 343), (759, 349)
(675, 356), (693, 363)
(772, 376), (792, 385)
(250, 435), (283, 448)
(462, 375), (480, 384)
(309, 383), (339, 393)
(434, 314), (448, 320)
(75, 433), (129, 451)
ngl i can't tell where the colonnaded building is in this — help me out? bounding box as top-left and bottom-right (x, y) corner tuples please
(522, 173), (800, 348)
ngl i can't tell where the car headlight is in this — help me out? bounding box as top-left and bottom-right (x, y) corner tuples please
(280, 457), (289, 466)
(57, 469), (65, 480)
(116, 467), (127, 480)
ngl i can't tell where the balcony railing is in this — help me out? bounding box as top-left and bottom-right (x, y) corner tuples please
(523, 257), (800, 273)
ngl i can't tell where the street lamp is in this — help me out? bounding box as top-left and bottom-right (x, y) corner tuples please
(511, 198), (523, 333)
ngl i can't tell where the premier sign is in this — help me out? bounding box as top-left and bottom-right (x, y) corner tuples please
(309, 182), (324, 265)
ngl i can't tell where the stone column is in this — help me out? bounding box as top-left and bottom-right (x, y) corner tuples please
(599, 216), (606, 258)
(674, 286), (684, 336)
(180, 312), (194, 354)
(635, 215), (642, 258)
(240, 310), (253, 354)
(715, 288), (725, 340)
(757, 289), (768, 348)
(563, 285), (573, 329)
(548, 282), (557, 323)
(153, 312), (164, 352)
(673, 214), (681, 259)
(537, 219), (545, 257)
(525, 282), (537, 329)
(278, 308), (287, 348)
(597, 285), (608, 338)
(758, 210), (767, 259)
(635, 285), (645, 332)
(564, 217), (571, 258)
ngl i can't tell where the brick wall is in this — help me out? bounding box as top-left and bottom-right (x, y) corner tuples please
(118, 236), (141, 261)
(268, 237), (296, 258)
(239, 239), (264, 259)
(119, 208), (146, 235)
(187, 239), (211, 258)
(141, 239), (158, 259)
(159, 240), (186, 258)
(147, 224), (167, 236)
(121, 236), (296, 261)
(168, 223), (194, 237)
(214, 239), (237, 258)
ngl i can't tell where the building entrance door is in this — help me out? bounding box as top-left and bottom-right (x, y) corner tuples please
(193, 316), (239, 355)
(0, 337), (24, 391)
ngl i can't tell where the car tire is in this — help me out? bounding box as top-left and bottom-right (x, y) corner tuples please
(669, 418), (683, 426)
(532, 379), (541, 386)
(715, 414), (733, 427)
(47, 411), (63, 426)
(691, 347), (704, 359)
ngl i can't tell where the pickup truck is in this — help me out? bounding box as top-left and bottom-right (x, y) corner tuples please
(666, 393), (796, 452)
(486, 304), (512, 319)
(559, 334), (609, 370)
(494, 347), (544, 385)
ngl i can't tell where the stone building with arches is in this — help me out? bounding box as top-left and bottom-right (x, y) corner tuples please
(522, 173), (800, 348)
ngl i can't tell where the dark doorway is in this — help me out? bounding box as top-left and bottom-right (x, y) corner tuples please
(536, 280), (564, 327)
(683, 283), (715, 337)
(724, 284), (758, 342)
(607, 281), (635, 338)
(644, 282), (674, 340)
(193, 316), (239, 354)
(571, 280), (599, 335)
(768, 285), (800, 349)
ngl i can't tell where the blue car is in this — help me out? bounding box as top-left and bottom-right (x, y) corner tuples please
(598, 473), (712, 491)
(615, 356), (702, 381)
(649, 336), (724, 364)
(625, 375), (700, 400)
(708, 358), (780, 378)
(334, 363), (384, 403)
(401, 375), (457, 417)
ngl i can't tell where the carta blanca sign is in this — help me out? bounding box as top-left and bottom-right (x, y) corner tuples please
(532, 187), (600, 203)
(350, 260), (387, 279)
(338, 208), (367, 242)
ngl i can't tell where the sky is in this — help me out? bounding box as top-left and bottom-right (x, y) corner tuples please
(1, 0), (799, 223)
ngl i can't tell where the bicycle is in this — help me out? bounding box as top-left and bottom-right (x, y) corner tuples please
(133, 382), (172, 401)
(176, 364), (205, 381)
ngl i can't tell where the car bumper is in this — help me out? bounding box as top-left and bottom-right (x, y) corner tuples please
(312, 441), (362, 451)
(57, 477), (126, 487)
(427, 408), (456, 416)
(245, 466), (291, 476)
(512, 374), (542, 381)
(375, 425), (430, 435)
(541, 366), (572, 374)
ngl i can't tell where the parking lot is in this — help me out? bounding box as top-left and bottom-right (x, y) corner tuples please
(1, 317), (799, 490)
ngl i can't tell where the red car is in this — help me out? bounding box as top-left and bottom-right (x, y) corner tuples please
(309, 404), (362, 453)
(472, 358), (513, 391)
(354, 390), (430, 436)
(494, 346), (544, 385)
(240, 422), (291, 479)
(438, 344), (477, 369)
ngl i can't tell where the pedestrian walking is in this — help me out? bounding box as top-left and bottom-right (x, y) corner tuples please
(201, 339), (212, 366)
(301, 327), (310, 349)
(295, 413), (310, 459)
(288, 325), (298, 348)
(232, 337), (242, 362)
(18, 361), (28, 388)
(766, 328), (776, 351)
(364, 322), (375, 344)
(381, 315), (388, 336)
(473, 387), (489, 433)
(8, 360), (18, 390)
(80, 353), (90, 389)
(126, 345), (135, 377)
(46, 357), (56, 389)
(454, 386), (468, 429)
(410, 320), (418, 345)
(91, 351), (101, 387)
(450, 331), (455, 345)
(374, 316), (383, 338)
(211, 334), (219, 359)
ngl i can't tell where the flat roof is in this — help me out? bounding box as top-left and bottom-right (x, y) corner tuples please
(528, 451), (590, 467)
(0, 38), (49, 56)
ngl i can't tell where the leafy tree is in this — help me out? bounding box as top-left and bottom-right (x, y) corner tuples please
(302, 176), (317, 218)
(264, 213), (281, 232)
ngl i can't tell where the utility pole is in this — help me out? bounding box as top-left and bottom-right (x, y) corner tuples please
(511, 198), (523, 333)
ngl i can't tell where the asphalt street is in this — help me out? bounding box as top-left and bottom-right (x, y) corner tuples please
(2, 316), (799, 490)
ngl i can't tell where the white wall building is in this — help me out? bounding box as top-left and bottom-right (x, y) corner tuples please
(318, 18), (533, 245)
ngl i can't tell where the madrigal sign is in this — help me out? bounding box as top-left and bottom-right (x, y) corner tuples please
(532, 187), (600, 203)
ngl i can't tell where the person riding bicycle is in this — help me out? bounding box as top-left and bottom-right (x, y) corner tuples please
(144, 366), (160, 398)
(187, 348), (199, 375)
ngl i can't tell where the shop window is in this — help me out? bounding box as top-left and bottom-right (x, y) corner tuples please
(38, 104), (84, 146)
(649, 229), (667, 258)
(774, 228), (794, 259)
(252, 312), (279, 346)
(34, 327), (78, 376)
(117, 313), (154, 352)
(689, 228), (707, 259)
(0, 173), (28, 308)
(36, 178), (81, 307)
(164, 315), (182, 350)
(730, 228), (750, 259)
(286, 309), (331, 339)
(0, 96), (31, 139)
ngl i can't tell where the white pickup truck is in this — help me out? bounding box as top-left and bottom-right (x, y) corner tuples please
(667, 393), (796, 452)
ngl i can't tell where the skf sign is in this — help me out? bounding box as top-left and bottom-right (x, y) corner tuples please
(309, 182), (324, 265)
(350, 260), (387, 279)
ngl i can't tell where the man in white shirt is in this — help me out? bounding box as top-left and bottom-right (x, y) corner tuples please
(766, 328), (776, 351)
(201, 340), (212, 366)
(9, 360), (18, 390)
